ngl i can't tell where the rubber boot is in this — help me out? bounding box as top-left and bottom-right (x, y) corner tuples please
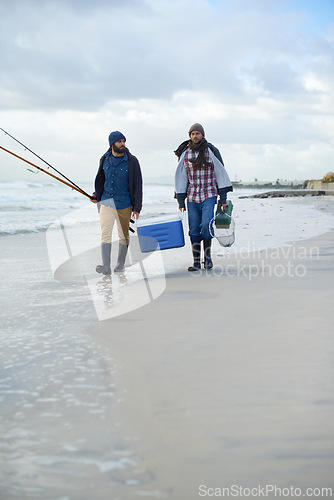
(114, 243), (128, 273)
(203, 239), (213, 269)
(188, 241), (201, 272)
(96, 243), (111, 275)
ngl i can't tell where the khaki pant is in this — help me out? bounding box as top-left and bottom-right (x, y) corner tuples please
(99, 204), (132, 246)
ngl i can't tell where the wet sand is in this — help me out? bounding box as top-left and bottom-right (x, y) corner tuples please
(1, 196), (334, 499)
(89, 229), (334, 498)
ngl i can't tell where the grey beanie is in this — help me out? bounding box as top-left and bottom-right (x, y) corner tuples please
(188, 123), (205, 137)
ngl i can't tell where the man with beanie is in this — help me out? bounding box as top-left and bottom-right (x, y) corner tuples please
(91, 131), (143, 274)
(174, 123), (232, 271)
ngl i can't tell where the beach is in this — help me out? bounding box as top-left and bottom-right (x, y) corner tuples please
(90, 230), (334, 499)
(1, 189), (334, 499)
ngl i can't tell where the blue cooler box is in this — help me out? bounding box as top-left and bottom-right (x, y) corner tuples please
(137, 214), (185, 253)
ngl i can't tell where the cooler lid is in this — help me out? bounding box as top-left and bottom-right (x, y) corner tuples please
(136, 213), (182, 227)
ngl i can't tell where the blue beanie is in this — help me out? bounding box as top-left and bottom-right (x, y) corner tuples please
(108, 131), (126, 147)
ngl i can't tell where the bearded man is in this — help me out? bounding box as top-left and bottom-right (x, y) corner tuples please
(174, 123), (232, 271)
(91, 131), (143, 274)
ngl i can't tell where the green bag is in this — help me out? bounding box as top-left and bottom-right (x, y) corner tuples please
(215, 200), (233, 228)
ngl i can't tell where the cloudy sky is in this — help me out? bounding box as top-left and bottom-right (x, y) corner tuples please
(1, 0), (333, 185)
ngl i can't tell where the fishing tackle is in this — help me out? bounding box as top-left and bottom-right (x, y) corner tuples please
(209, 200), (235, 247)
(0, 129), (136, 232)
(0, 145), (92, 199)
(0, 127), (92, 199)
(0, 143), (136, 232)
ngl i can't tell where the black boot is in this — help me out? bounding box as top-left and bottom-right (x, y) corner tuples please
(96, 243), (111, 275)
(203, 239), (213, 269)
(114, 243), (128, 273)
(188, 241), (201, 272)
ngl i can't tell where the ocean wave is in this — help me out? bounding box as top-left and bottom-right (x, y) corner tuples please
(0, 180), (58, 190)
(0, 224), (49, 236)
(0, 202), (85, 212)
(0, 216), (99, 236)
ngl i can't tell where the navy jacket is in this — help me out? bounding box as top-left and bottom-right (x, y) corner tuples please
(94, 148), (143, 213)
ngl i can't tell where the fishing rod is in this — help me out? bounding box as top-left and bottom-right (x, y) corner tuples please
(1, 145), (136, 231)
(0, 146), (93, 199)
(0, 127), (92, 199)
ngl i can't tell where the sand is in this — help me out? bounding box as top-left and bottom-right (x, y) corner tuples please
(88, 229), (334, 499)
(1, 196), (334, 500)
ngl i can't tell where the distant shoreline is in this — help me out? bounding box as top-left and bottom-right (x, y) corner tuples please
(232, 181), (305, 189)
(240, 189), (334, 198)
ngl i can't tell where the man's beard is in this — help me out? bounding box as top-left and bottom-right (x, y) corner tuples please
(113, 144), (126, 154)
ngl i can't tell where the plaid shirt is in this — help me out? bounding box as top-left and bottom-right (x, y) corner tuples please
(184, 147), (218, 203)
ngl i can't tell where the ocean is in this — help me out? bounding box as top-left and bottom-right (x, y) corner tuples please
(0, 181), (178, 236)
(1, 180), (334, 248)
(1, 180), (334, 498)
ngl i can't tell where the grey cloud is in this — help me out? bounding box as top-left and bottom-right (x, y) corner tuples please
(0, 0), (333, 113)
(242, 59), (304, 95)
(211, 114), (330, 145)
(1, 0), (144, 11)
(0, 0), (191, 110)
